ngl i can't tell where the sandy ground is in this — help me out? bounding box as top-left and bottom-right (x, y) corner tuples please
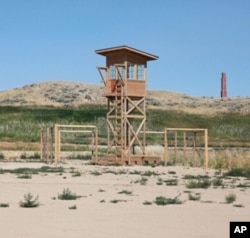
(0, 160), (249, 238)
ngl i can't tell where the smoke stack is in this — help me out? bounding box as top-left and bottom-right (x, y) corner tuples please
(221, 72), (227, 98)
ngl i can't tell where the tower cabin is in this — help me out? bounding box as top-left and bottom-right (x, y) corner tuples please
(96, 46), (158, 165)
(96, 45), (158, 97)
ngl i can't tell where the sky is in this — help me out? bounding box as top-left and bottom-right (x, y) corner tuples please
(0, 0), (249, 97)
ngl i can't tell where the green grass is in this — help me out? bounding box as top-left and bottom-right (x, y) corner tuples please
(0, 166), (64, 175)
(224, 168), (250, 178)
(0, 106), (250, 147)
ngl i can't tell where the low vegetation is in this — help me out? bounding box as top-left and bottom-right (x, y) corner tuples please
(58, 188), (80, 200)
(0, 203), (9, 208)
(186, 179), (211, 189)
(154, 196), (182, 206)
(188, 192), (201, 201)
(118, 190), (133, 195)
(0, 106), (250, 149)
(224, 168), (250, 178)
(225, 192), (237, 204)
(17, 174), (32, 179)
(19, 193), (39, 208)
(68, 205), (77, 210)
(110, 199), (127, 204)
(0, 166), (64, 175)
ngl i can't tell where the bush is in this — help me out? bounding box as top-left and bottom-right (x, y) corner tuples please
(134, 177), (148, 185)
(224, 168), (250, 178)
(154, 196), (182, 206)
(110, 199), (127, 204)
(19, 193), (39, 208)
(118, 190), (133, 195)
(68, 205), (77, 210)
(143, 201), (153, 205)
(58, 188), (79, 200)
(165, 179), (178, 186)
(225, 192), (236, 204)
(0, 153), (5, 160)
(188, 193), (201, 201)
(186, 179), (211, 189)
(17, 174), (32, 179)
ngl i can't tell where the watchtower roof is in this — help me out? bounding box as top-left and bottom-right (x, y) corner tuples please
(95, 45), (159, 61)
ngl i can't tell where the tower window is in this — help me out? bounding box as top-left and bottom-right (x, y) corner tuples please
(137, 64), (145, 80)
(110, 65), (115, 79)
(117, 66), (125, 79)
(127, 64), (134, 79)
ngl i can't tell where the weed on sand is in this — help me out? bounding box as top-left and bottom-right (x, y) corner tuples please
(154, 196), (182, 206)
(58, 188), (81, 200)
(19, 193), (39, 208)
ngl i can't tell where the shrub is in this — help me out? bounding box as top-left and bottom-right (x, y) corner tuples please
(72, 171), (81, 177)
(212, 178), (224, 187)
(168, 170), (176, 175)
(164, 179), (178, 186)
(110, 199), (127, 203)
(224, 168), (250, 178)
(68, 205), (77, 210)
(154, 196), (182, 206)
(0, 153), (5, 160)
(118, 190), (133, 195)
(91, 171), (102, 176)
(142, 171), (160, 176)
(233, 204), (244, 208)
(186, 179), (211, 189)
(17, 174), (32, 179)
(188, 193), (201, 201)
(183, 174), (210, 180)
(134, 177), (148, 185)
(143, 201), (153, 205)
(58, 188), (79, 200)
(40, 166), (64, 173)
(29, 152), (40, 160)
(19, 193), (39, 208)
(0, 203), (9, 208)
(225, 192), (236, 204)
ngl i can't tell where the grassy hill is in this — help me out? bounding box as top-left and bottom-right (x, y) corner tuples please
(0, 81), (250, 150)
(0, 105), (250, 149)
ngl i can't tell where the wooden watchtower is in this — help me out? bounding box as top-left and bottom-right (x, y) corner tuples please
(96, 46), (158, 164)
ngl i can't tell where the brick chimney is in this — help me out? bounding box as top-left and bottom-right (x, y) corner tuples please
(221, 72), (227, 98)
